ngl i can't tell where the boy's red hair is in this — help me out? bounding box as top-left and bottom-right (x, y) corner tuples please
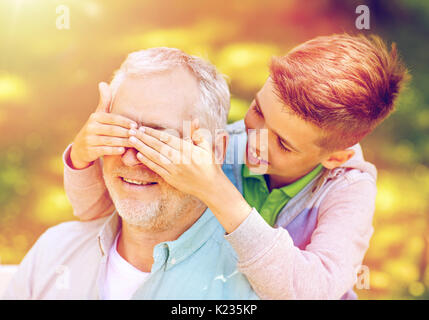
(270, 33), (410, 151)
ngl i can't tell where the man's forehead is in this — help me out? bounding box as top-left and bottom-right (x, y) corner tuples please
(111, 74), (199, 134)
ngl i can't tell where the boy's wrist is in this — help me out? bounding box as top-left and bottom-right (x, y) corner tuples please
(69, 146), (92, 170)
(203, 174), (252, 234)
(63, 144), (105, 188)
(199, 170), (231, 204)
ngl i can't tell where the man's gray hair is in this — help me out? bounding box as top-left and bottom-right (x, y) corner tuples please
(110, 47), (230, 130)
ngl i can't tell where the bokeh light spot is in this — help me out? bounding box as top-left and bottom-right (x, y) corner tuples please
(408, 281), (425, 297)
(0, 73), (28, 103)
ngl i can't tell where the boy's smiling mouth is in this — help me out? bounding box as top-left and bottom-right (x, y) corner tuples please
(246, 143), (269, 166)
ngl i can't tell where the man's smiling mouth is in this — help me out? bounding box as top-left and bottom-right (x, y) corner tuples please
(120, 176), (158, 186)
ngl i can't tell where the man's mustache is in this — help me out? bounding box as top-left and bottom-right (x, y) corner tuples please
(111, 166), (162, 183)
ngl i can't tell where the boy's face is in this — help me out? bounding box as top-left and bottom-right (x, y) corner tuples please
(244, 78), (331, 188)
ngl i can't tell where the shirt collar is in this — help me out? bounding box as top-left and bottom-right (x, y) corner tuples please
(97, 212), (121, 256)
(242, 163), (324, 198)
(157, 208), (220, 270)
(96, 208), (221, 271)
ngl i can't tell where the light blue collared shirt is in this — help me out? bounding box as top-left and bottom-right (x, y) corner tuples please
(128, 208), (258, 299)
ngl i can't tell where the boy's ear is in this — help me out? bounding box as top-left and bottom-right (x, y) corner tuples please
(321, 149), (355, 170)
(214, 130), (229, 164)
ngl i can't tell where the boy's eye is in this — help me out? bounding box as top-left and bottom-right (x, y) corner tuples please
(253, 104), (263, 117)
(251, 101), (290, 153)
(278, 137), (291, 152)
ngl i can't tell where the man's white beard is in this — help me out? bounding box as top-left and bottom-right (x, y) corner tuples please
(113, 198), (162, 228)
(104, 175), (196, 232)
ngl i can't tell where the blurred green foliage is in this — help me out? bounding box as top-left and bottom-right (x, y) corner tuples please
(0, 0), (428, 299)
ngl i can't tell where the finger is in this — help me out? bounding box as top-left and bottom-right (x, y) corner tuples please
(88, 136), (133, 148)
(129, 135), (172, 167)
(92, 112), (137, 129)
(92, 146), (126, 157)
(96, 82), (112, 113)
(192, 130), (212, 152)
(88, 123), (130, 138)
(189, 118), (201, 146)
(191, 118), (200, 133)
(132, 129), (181, 163)
(138, 126), (183, 151)
(136, 152), (170, 178)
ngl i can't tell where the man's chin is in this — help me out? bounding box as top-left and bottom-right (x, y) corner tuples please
(104, 172), (195, 230)
(114, 198), (162, 228)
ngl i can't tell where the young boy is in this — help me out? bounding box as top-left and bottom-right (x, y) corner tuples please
(63, 34), (409, 299)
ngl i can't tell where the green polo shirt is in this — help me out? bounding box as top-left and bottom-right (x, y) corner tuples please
(242, 164), (324, 226)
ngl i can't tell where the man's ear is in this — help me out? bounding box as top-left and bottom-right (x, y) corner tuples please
(96, 82), (112, 113)
(214, 130), (229, 164)
(189, 119), (229, 164)
(321, 149), (355, 170)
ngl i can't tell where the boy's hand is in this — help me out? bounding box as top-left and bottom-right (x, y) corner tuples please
(128, 120), (227, 200)
(128, 122), (252, 234)
(70, 82), (138, 169)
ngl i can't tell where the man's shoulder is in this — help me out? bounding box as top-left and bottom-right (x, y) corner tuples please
(226, 119), (246, 135)
(5, 216), (110, 299)
(44, 215), (109, 236)
(38, 215), (110, 249)
(28, 216), (109, 278)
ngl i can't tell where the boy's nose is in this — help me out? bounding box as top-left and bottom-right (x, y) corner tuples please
(121, 148), (141, 167)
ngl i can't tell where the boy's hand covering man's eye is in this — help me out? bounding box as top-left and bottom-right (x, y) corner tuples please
(69, 82), (138, 169)
(127, 120), (227, 200)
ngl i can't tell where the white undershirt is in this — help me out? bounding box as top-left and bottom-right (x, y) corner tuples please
(103, 231), (150, 300)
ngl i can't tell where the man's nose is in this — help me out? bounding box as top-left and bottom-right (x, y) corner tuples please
(121, 148), (141, 167)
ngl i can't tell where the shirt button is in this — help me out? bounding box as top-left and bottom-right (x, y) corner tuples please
(170, 258), (176, 265)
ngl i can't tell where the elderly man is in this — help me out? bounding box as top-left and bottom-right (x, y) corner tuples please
(4, 48), (259, 299)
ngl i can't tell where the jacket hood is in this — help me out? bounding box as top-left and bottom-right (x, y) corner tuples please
(338, 143), (377, 181)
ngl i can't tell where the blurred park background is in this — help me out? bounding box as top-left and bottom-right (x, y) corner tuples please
(0, 0), (428, 299)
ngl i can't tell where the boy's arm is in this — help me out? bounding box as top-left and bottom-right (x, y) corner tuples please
(224, 178), (376, 299)
(63, 144), (114, 220)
